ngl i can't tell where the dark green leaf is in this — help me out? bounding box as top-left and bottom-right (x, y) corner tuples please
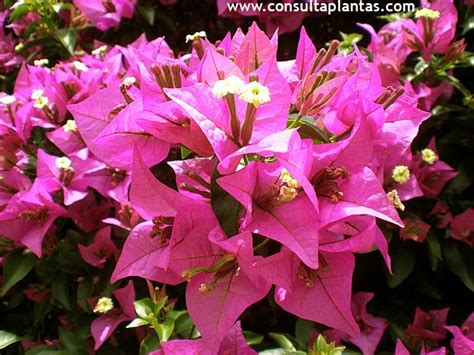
(25, 345), (59, 355)
(140, 334), (160, 355)
(56, 28), (77, 55)
(387, 241), (415, 288)
(77, 279), (93, 312)
(34, 297), (53, 326)
(52, 274), (71, 310)
(425, 233), (443, 271)
(138, 4), (155, 26)
(58, 328), (87, 355)
(295, 319), (314, 349)
(174, 312), (197, 338)
(1, 250), (36, 296)
(210, 166), (243, 237)
(444, 241), (474, 291)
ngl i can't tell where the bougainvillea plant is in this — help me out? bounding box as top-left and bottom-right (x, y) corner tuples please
(0, 0), (473, 354)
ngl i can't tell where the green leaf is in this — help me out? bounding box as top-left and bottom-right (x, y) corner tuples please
(259, 350), (306, 355)
(210, 165), (243, 237)
(34, 297), (53, 326)
(8, 3), (31, 22)
(56, 28), (77, 55)
(155, 319), (174, 341)
(77, 279), (93, 312)
(25, 345), (59, 355)
(58, 328), (87, 355)
(52, 274), (71, 310)
(0, 330), (22, 350)
(268, 333), (299, 352)
(312, 334), (345, 355)
(243, 331), (264, 346)
(180, 146), (193, 159)
(127, 318), (149, 328)
(444, 241), (474, 291)
(138, 4), (155, 26)
(294, 319), (314, 348)
(387, 241), (415, 288)
(52, 3), (72, 13)
(174, 312), (197, 338)
(425, 233), (443, 271)
(139, 334), (160, 355)
(287, 116), (330, 143)
(462, 13), (474, 34)
(1, 250), (36, 296)
(134, 298), (155, 320)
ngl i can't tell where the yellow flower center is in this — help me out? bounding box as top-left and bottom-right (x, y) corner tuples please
(415, 8), (440, 20)
(421, 148), (438, 165)
(276, 185), (298, 203)
(392, 165), (410, 184)
(93, 297), (114, 314)
(279, 168), (301, 189)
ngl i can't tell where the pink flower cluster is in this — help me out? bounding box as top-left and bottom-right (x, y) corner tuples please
(0, 0), (471, 352)
(73, 0), (136, 31)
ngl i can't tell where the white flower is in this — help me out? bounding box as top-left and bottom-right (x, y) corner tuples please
(92, 45), (107, 56)
(63, 120), (78, 133)
(55, 157), (72, 169)
(392, 165), (410, 184)
(0, 95), (16, 105)
(121, 76), (137, 87)
(93, 297), (114, 314)
(72, 61), (89, 72)
(185, 31), (207, 43)
(211, 76), (245, 98)
(31, 89), (45, 100)
(31, 89), (50, 109)
(33, 59), (49, 67)
(415, 8), (440, 20)
(239, 81), (271, 108)
(421, 148), (438, 165)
